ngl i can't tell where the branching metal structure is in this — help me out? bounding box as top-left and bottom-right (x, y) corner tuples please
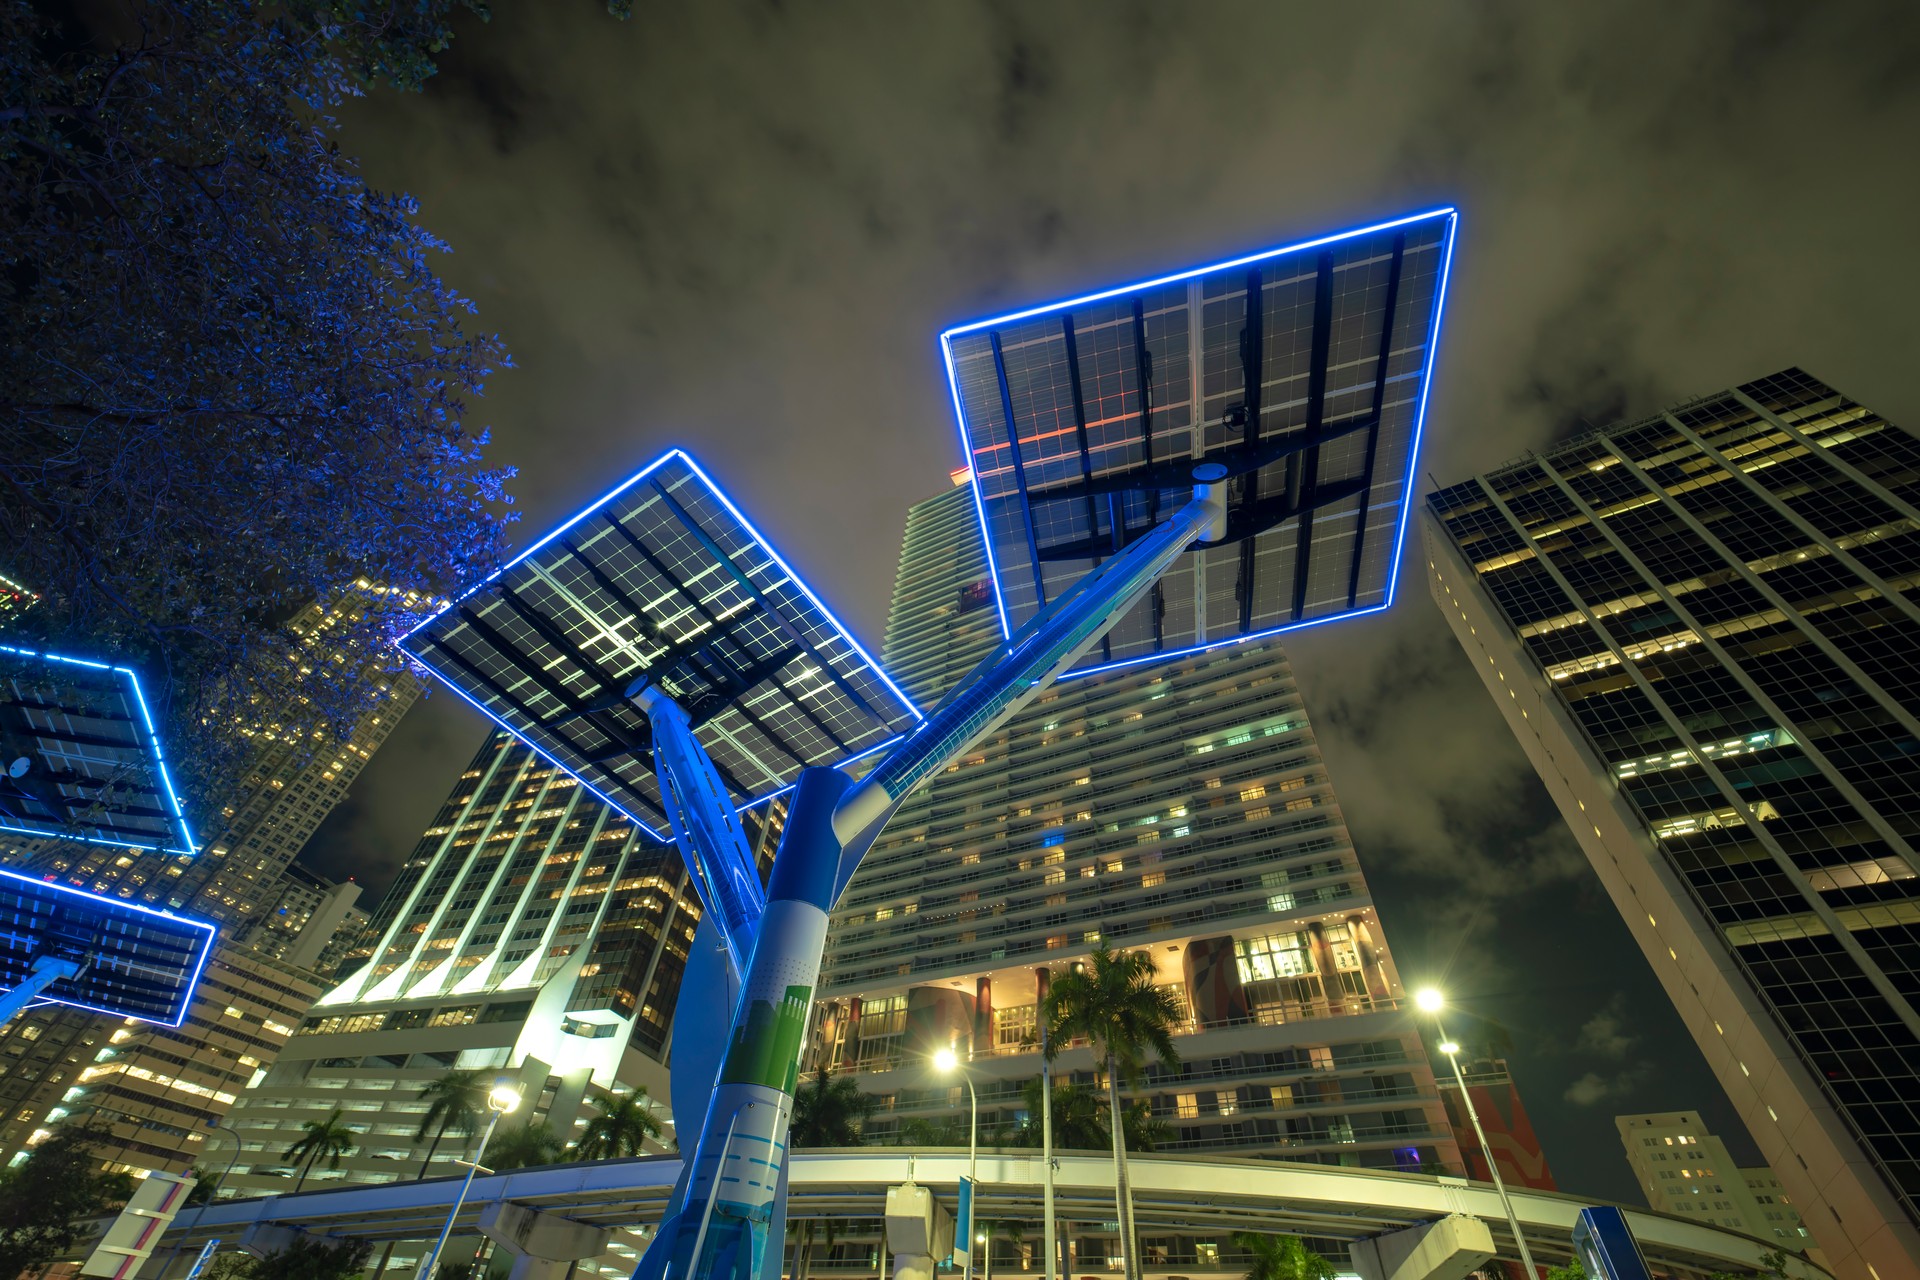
(405, 209), (1458, 1280)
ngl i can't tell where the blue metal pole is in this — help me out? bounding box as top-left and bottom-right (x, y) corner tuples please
(0, 954), (81, 1026)
(634, 467), (1229, 1280)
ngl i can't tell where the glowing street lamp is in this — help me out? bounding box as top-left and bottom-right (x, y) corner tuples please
(418, 1083), (523, 1280)
(933, 1047), (979, 1280)
(1415, 989), (1537, 1277)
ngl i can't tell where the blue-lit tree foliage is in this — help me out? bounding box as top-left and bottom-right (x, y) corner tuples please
(0, 2), (542, 805)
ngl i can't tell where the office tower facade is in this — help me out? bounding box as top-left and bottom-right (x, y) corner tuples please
(0, 590), (418, 934)
(10, 945), (321, 1179)
(1423, 369), (1920, 1278)
(248, 865), (368, 975)
(1616, 1111), (1810, 1247)
(221, 730), (723, 1195)
(1434, 1049), (1557, 1192)
(811, 484), (1459, 1181)
(0, 590), (417, 1170)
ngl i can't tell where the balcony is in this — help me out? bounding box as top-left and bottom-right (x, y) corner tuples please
(844, 996), (1404, 1073)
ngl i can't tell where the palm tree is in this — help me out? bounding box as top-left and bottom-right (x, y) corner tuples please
(1042, 943), (1182, 1280)
(483, 1120), (566, 1172)
(284, 1109), (356, 1190)
(789, 1066), (873, 1148)
(1232, 1232), (1336, 1280)
(413, 1069), (489, 1179)
(787, 1067), (872, 1280)
(573, 1089), (663, 1160)
(1009, 1078), (1107, 1150)
(1009, 1079), (1169, 1151)
(891, 1114), (969, 1148)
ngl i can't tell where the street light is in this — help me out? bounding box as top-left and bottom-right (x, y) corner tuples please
(417, 1082), (522, 1280)
(933, 1047), (979, 1280)
(1415, 989), (1538, 1279)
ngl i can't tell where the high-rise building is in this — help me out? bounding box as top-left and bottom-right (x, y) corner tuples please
(249, 864), (368, 975)
(811, 483), (1459, 1183)
(1422, 368), (1920, 1278)
(0, 569), (36, 619)
(0, 589), (420, 1169)
(1434, 1048), (1557, 1193)
(14, 945), (321, 1181)
(0, 590), (419, 934)
(1616, 1111), (1810, 1248)
(220, 730), (734, 1195)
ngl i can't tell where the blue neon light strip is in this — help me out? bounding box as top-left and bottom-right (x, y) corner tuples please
(0, 867), (217, 1028)
(937, 206), (1459, 667)
(403, 449), (921, 843)
(0, 643), (199, 856)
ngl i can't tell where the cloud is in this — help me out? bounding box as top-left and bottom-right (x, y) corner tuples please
(296, 0), (1920, 1204)
(1576, 996), (1638, 1062)
(1565, 1069), (1645, 1108)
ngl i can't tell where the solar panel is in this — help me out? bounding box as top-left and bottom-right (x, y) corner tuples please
(941, 207), (1457, 677)
(402, 450), (921, 840)
(0, 645), (198, 855)
(0, 869), (216, 1025)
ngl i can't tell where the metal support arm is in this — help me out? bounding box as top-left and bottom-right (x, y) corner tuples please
(631, 682), (766, 977)
(0, 953), (84, 1027)
(633, 465), (1228, 1280)
(830, 467), (1228, 865)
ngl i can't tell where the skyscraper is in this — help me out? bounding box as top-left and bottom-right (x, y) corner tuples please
(0, 590), (419, 933)
(1422, 368), (1920, 1278)
(1616, 1111), (1810, 1247)
(15, 945), (322, 1180)
(0, 589), (418, 1167)
(812, 482), (1459, 1184)
(220, 730), (731, 1196)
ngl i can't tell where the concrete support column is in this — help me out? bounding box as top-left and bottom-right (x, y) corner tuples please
(477, 1202), (610, 1280)
(1348, 1215), (1495, 1280)
(885, 1183), (952, 1280)
(973, 977), (993, 1055)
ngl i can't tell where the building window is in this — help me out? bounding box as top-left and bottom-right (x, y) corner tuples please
(1235, 932), (1313, 981)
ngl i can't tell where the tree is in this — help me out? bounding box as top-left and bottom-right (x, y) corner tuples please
(284, 1108), (356, 1190)
(788, 1066), (873, 1149)
(1543, 1264), (1585, 1280)
(1007, 1078), (1168, 1152)
(414, 1069), (488, 1178)
(182, 1164), (220, 1206)
(891, 1114), (969, 1148)
(1042, 944), (1183, 1280)
(785, 1067), (872, 1280)
(1232, 1232), (1337, 1280)
(1009, 1078), (1107, 1151)
(573, 1089), (663, 1160)
(0, 1129), (135, 1279)
(0, 0), (520, 813)
(252, 1234), (373, 1280)
(483, 1120), (565, 1172)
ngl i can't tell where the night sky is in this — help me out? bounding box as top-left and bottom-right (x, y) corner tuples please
(300, 1), (1920, 1206)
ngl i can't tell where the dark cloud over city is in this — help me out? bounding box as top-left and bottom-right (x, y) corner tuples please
(301, 0), (1920, 1202)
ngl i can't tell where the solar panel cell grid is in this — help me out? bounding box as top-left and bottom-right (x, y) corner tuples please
(0, 646), (197, 855)
(403, 452), (920, 841)
(941, 208), (1457, 676)
(0, 869), (215, 1025)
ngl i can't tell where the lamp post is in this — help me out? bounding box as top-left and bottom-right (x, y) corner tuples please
(932, 1047), (978, 1280)
(1415, 989), (1538, 1278)
(417, 1082), (521, 1280)
(1038, 1010), (1057, 1280)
